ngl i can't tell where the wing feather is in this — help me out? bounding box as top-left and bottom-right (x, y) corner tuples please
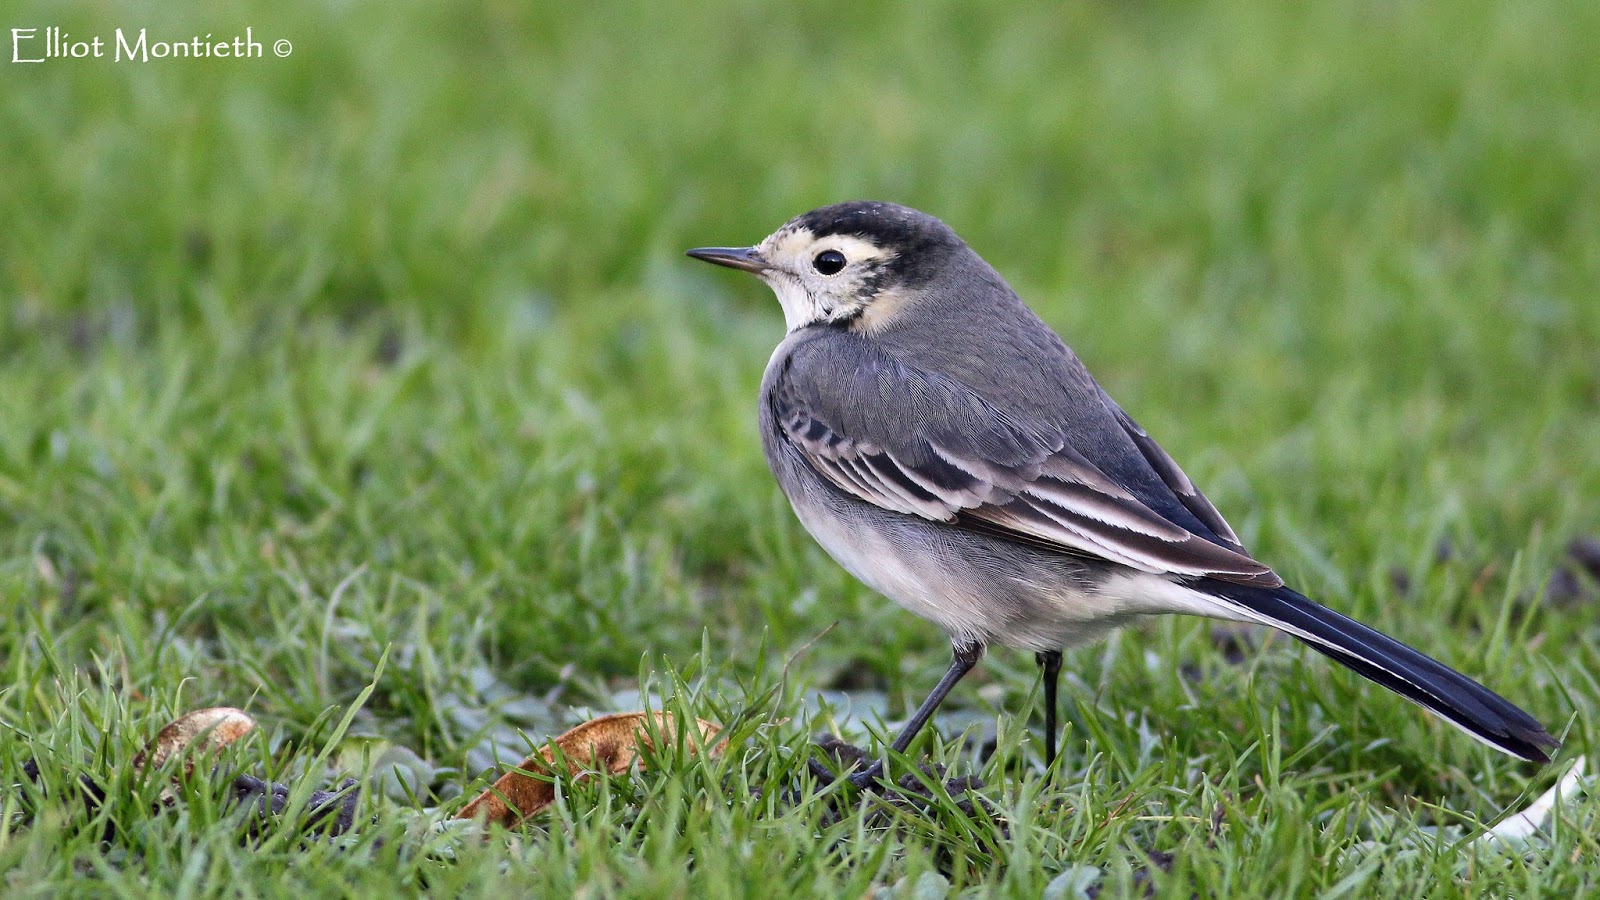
(1109, 404), (1247, 552)
(770, 342), (1281, 588)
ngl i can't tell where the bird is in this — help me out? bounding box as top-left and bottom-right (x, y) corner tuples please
(686, 200), (1557, 787)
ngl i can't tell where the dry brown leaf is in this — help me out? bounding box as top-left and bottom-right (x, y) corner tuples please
(133, 707), (257, 774)
(456, 711), (726, 828)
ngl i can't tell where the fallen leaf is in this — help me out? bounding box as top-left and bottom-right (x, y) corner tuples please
(456, 711), (725, 828)
(133, 707), (257, 773)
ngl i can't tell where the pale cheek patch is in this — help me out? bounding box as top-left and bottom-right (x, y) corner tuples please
(758, 229), (898, 331)
(852, 288), (912, 335)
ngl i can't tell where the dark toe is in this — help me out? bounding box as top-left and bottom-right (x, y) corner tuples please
(845, 761), (884, 790)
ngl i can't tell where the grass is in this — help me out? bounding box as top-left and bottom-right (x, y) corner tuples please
(2, 0), (1599, 894)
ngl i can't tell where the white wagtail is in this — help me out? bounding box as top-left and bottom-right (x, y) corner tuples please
(688, 201), (1556, 785)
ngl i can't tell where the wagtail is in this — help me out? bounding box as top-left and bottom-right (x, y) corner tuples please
(688, 201), (1556, 786)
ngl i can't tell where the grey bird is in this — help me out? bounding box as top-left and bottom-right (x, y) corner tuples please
(687, 200), (1556, 786)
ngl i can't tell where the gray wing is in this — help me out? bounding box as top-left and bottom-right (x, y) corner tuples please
(1107, 402), (1248, 553)
(769, 337), (1281, 588)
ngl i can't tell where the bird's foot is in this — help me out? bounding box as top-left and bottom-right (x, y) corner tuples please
(845, 760), (885, 790)
(807, 755), (886, 791)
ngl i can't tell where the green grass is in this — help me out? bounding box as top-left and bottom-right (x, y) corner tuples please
(3, 0), (1599, 894)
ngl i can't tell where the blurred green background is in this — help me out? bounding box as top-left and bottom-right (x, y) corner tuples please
(2, 0), (1598, 894)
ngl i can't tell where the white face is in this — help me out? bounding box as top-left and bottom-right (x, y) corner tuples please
(754, 226), (896, 332)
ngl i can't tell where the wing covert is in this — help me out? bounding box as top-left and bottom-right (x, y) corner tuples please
(769, 339), (1281, 588)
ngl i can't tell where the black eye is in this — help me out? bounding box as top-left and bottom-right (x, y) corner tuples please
(812, 250), (846, 275)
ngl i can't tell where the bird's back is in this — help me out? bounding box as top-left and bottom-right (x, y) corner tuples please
(864, 251), (1232, 546)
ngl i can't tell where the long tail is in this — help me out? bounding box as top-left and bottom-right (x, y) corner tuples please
(1200, 582), (1558, 763)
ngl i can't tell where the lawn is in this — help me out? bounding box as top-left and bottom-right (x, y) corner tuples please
(2, 0), (1598, 895)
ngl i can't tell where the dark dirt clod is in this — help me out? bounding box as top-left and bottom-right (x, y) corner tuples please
(19, 756), (115, 843)
(1209, 625), (1256, 665)
(1541, 567), (1594, 608)
(1084, 850), (1174, 899)
(1434, 539), (1456, 566)
(231, 774), (362, 838)
(1515, 540), (1599, 613)
(795, 736), (1002, 835)
(16, 757), (361, 844)
(375, 326), (404, 366)
(1391, 541), (1459, 598)
(184, 229), (213, 266)
(824, 663), (890, 692)
(1388, 566), (1412, 597)
(1568, 537), (1600, 582)
(887, 766), (993, 823)
(813, 733), (872, 769)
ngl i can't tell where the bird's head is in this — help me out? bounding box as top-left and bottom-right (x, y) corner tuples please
(688, 201), (966, 333)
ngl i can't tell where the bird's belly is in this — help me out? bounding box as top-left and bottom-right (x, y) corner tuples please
(785, 483), (1153, 652)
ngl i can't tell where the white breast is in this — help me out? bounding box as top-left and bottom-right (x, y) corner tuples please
(785, 486), (1242, 651)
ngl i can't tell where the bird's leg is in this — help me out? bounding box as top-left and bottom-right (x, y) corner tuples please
(1036, 650), (1063, 769)
(822, 641), (984, 790)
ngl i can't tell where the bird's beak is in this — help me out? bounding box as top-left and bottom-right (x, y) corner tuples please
(685, 246), (768, 274)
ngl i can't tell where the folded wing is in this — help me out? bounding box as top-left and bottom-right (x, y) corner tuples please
(770, 337), (1281, 588)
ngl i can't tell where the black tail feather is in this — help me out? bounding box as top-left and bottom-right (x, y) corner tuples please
(1202, 582), (1558, 763)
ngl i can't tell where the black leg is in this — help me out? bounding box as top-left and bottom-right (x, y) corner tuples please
(1036, 650), (1062, 769)
(823, 641), (985, 790)
(889, 641), (985, 754)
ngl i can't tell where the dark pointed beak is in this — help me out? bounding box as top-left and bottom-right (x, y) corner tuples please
(685, 246), (767, 273)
